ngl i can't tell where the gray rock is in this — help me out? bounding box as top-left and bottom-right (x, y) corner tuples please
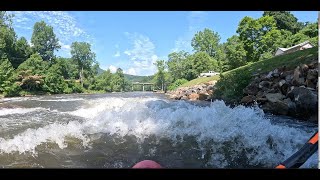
(298, 77), (305, 85)
(241, 95), (256, 104)
(243, 83), (259, 95)
(265, 93), (285, 103)
(287, 87), (318, 114)
(206, 85), (214, 91)
(285, 74), (293, 83)
(259, 81), (271, 89)
(278, 79), (286, 87)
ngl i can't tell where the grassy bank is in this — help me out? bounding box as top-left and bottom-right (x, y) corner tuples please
(179, 75), (220, 87)
(214, 47), (318, 103)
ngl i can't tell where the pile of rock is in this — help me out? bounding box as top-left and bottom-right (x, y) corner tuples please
(166, 80), (217, 101)
(241, 61), (318, 122)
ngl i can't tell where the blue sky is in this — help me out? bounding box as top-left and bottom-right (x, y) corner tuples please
(8, 11), (318, 76)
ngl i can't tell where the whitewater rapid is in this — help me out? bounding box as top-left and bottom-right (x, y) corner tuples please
(0, 93), (318, 168)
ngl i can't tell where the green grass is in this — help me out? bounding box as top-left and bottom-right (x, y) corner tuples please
(214, 47), (318, 103)
(179, 75), (220, 87)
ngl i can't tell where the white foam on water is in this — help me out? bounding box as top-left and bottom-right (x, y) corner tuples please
(0, 121), (89, 154)
(0, 97), (317, 168)
(36, 98), (84, 102)
(0, 107), (47, 116)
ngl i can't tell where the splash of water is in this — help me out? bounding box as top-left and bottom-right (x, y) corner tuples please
(0, 108), (47, 116)
(0, 97), (317, 168)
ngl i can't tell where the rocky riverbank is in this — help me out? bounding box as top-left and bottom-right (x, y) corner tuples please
(241, 61), (318, 122)
(166, 61), (318, 123)
(166, 80), (217, 101)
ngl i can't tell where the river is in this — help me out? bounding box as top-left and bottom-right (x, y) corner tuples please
(0, 92), (318, 168)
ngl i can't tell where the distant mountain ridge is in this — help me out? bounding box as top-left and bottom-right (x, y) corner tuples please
(97, 67), (153, 83)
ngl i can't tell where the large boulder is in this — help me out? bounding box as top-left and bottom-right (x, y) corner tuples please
(243, 82), (259, 95)
(188, 93), (199, 101)
(287, 87), (318, 117)
(181, 95), (188, 100)
(241, 95), (256, 104)
(199, 93), (209, 100)
(206, 85), (215, 91)
(259, 81), (271, 89)
(265, 93), (285, 103)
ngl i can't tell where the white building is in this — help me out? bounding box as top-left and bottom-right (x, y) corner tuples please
(275, 41), (314, 56)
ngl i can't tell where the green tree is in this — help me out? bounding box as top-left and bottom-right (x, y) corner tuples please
(43, 63), (66, 94)
(16, 54), (47, 91)
(70, 42), (96, 87)
(111, 68), (125, 92)
(11, 37), (32, 68)
(299, 22), (318, 38)
(224, 35), (247, 70)
(190, 51), (216, 78)
(237, 16), (278, 62)
(167, 51), (189, 81)
(0, 12), (16, 62)
(31, 21), (60, 61)
(0, 58), (14, 93)
(17, 53), (48, 75)
(191, 28), (220, 58)
(153, 60), (166, 91)
(53, 57), (78, 80)
(263, 11), (302, 33)
(95, 69), (113, 92)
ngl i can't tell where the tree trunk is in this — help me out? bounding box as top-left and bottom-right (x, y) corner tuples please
(161, 80), (164, 91)
(80, 67), (84, 87)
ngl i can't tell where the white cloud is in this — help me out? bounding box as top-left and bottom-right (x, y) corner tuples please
(109, 65), (117, 73)
(171, 11), (207, 53)
(58, 41), (71, 50)
(57, 41), (71, 57)
(114, 51), (121, 57)
(124, 68), (137, 75)
(123, 32), (158, 76)
(9, 11), (93, 47)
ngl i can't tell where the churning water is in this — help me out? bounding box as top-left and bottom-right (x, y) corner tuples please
(0, 92), (317, 168)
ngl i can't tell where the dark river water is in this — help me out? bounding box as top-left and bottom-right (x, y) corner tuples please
(0, 92), (318, 168)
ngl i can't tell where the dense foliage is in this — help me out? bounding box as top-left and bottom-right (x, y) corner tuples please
(0, 11), (127, 97)
(152, 11), (317, 91)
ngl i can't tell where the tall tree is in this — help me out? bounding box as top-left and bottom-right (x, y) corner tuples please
(70, 42), (96, 87)
(31, 21), (60, 61)
(191, 28), (220, 58)
(11, 37), (32, 68)
(111, 68), (125, 92)
(167, 51), (189, 81)
(237, 16), (279, 62)
(0, 58), (14, 93)
(263, 11), (302, 33)
(16, 54), (48, 91)
(224, 35), (247, 70)
(95, 69), (113, 92)
(0, 11), (16, 62)
(153, 60), (166, 91)
(190, 51), (216, 78)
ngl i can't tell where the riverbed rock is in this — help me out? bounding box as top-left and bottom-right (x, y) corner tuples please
(241, 61), (318, 122)
(241, 95), (256, 104)
(287, 87), (318, 113)
(181, 95), (188, 100)
(199, 93), (209, 100)
(243, 82), (259, 95)
(259, 81), (271, 89)
(188, 93), (199, 101)
(265, 93), (285, 103)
